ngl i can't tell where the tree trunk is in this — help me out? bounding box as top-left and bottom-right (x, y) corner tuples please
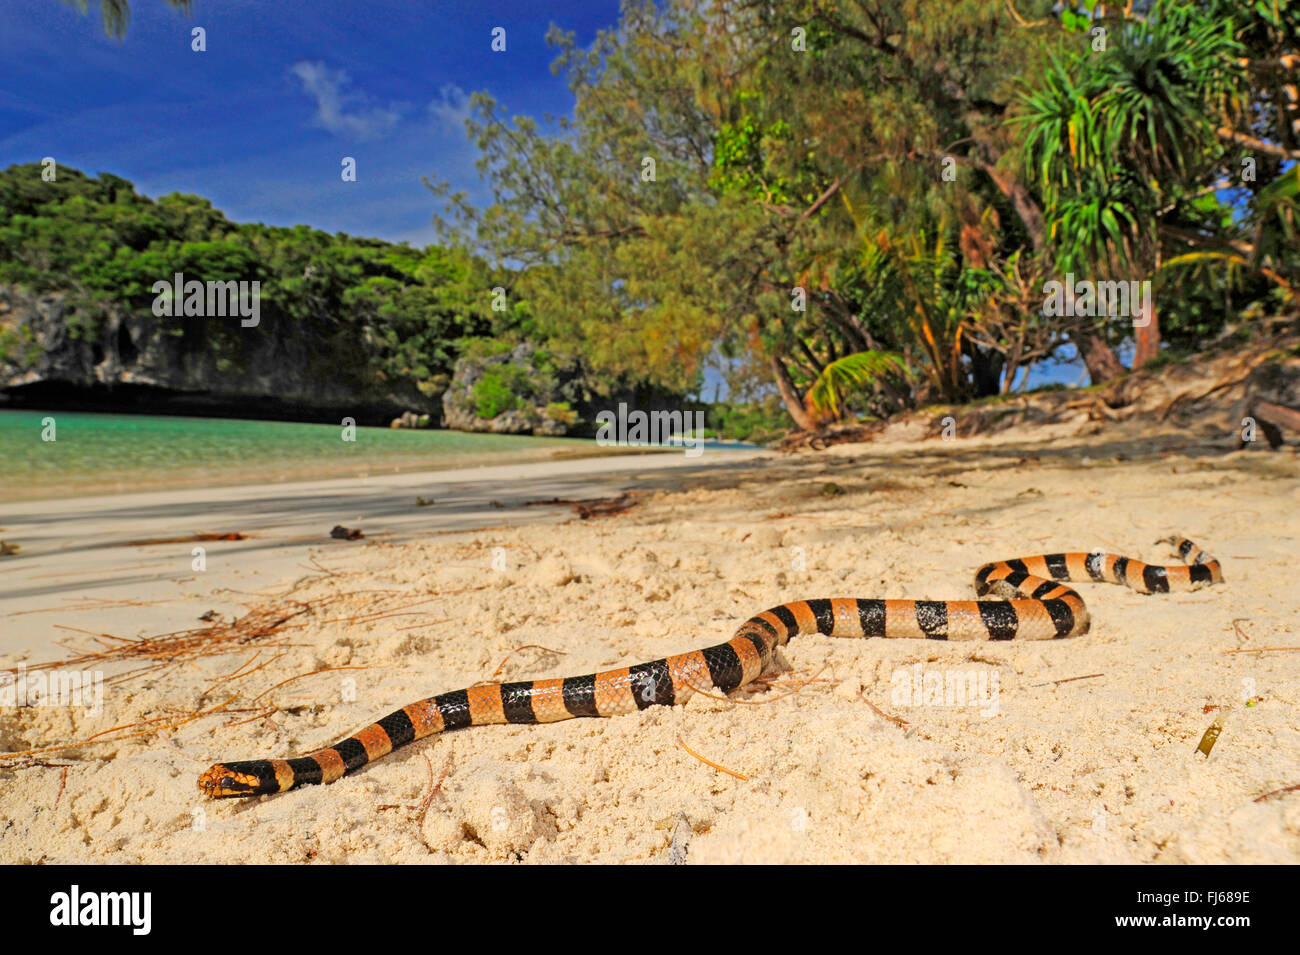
(1075, 328), (1126, 385)
(1132, 290), (1161, 368)
(978, 160), (1048, 255)
(967, 138), (1047, 251)
(770, 352), (819, 432)
(965, 343), (1004, 398)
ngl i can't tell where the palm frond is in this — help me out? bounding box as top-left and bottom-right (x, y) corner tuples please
(1162, 250), (1294, 301)
(806, 350), (910, 420)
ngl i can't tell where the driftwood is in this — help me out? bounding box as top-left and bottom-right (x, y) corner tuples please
(1159, 371), (1258, 422)
(1062, 396), (1128, 421)
(1251, 399), (1300, 433)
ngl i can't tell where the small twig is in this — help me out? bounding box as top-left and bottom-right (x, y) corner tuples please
(201, 650), (286, 697)
(1223, 647), (1300, 654)
(682, 666), (829, 706)
(418, 754), (454, 827)
(249, 665), (371, 704)
(224, 704), (280, 728)
(306, 556), (341, 577)
(1029, 673), (1105, 687)
(485, 644), (568, 682)
(857, 690), (910, 728)
(1255, 783), (1300, 803)
(394, 619), (454, 632)
(677, 735), (747, 780)
(376, 752), (453, 820)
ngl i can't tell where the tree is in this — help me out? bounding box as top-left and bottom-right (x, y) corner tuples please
(1016, 0), (1299, 375)
(431, 0), (1065, 426)
(431, 0), (1297, 427)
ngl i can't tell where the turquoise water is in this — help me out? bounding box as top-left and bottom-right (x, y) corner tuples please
(0, 410), (603, 500)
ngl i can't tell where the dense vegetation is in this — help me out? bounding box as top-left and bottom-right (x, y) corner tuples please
(429, 0), (1298, 430)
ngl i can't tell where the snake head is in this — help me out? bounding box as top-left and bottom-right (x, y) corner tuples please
(198, 761), (277, 798)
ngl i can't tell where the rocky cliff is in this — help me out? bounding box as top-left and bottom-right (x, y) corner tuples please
(0, 285), (439, 424)
(440, 342), (581, 435)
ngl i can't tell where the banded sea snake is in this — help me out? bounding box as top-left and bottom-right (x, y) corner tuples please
(199, 535), (1222, 797)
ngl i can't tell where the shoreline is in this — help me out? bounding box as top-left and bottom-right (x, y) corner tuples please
(1, 407), (757, 503)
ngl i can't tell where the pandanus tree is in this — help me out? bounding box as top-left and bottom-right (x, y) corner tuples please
(1164, 163), (1300, 316)
(841, 183), (1017, 405)
(1015, 2), (1247, 369)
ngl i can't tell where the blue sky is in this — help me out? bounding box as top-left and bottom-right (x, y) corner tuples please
(0, 0), (622, 245)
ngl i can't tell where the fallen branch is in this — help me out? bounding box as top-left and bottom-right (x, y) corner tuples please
(1029, 673), (1105, 688)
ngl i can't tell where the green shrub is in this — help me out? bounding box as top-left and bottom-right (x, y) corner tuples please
(473, 371), (521, 418)
(707, 398), (787, 443)
(0, 323), (42, 369)
(543, 401), (578, 426)
(457, 336), (516, 360)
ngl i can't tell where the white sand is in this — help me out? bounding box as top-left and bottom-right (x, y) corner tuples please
(1, 424), (1297, 863)
(0, 448), (754, 655)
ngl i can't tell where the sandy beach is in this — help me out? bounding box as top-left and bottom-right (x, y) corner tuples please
(1, 419), (1297, 864)
(0, 447), (744, 655)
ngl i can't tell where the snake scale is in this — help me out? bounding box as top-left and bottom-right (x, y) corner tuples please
(199, 535), (1222, 797)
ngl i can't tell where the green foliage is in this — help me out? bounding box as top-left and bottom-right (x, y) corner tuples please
(1017, 4), (1244, 274)
(806, 350), (910, 421)
(707, 397), (788, 444)
(35, 0), (1294, 434)
(428, 0), (1296, 430)
(457, 336), (517, 360)
(543, 402), (579, 426)
(0, 322), (42, 369)
(710, 114), (810, 205)
(0, 163), (500, 400)
(428, 0), (1075, 422)
(59, 0), (193, 39)
(1016, 0), (1298, 352)
(472, 371), (522, 418)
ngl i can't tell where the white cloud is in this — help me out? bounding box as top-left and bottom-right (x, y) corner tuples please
(290, 61), (405, 140)
(427, 84), (473, 131)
